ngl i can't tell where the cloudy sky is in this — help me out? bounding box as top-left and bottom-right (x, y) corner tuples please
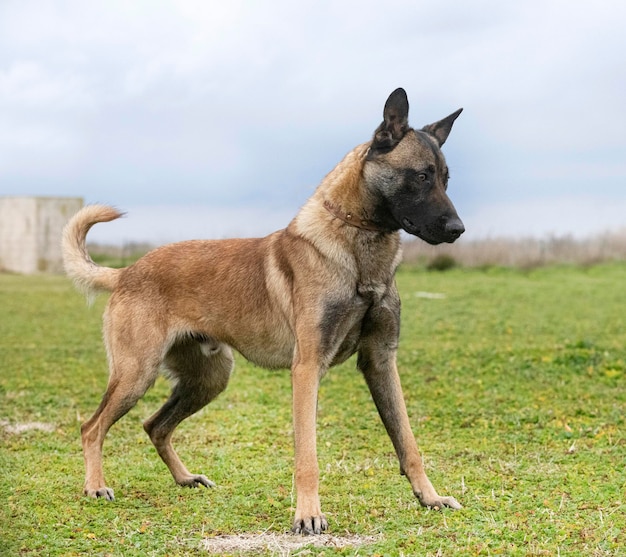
(1, 0), (625, 244)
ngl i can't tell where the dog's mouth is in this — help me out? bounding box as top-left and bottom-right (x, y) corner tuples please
(402, 218), (437, 244)
(400, 217), (422, 237)
(402, 217), (464, 245)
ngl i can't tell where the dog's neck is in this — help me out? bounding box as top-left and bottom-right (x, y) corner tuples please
(322, 200), (387, 233)
(312, 141), (391, 234)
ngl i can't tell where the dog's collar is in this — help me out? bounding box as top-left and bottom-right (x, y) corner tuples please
(323, 200), (387, 232)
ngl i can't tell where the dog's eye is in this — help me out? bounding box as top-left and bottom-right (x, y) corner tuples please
(418, 173), (427, 182)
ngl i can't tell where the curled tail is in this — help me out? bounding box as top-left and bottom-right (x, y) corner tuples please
(62, 204), (125, 299)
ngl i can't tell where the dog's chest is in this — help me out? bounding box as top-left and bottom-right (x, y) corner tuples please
(320, 281), (389, 367)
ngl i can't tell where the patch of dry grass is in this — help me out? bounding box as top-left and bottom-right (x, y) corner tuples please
(0, 419), (56, 434)
(201, 532), (382, 555)
(403, 229), (626, 268)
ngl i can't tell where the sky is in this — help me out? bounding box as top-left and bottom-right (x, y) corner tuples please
(1, 0), (625, 245)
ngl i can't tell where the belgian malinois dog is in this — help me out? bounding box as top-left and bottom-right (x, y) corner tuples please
(63, 88), (464, 534)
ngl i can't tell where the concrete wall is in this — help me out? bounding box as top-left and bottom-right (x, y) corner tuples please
(0, 197), (83, 274)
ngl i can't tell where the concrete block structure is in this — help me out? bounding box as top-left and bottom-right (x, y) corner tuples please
(0, 197), (83, 274)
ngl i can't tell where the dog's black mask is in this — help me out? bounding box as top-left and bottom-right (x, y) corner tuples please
(366, 88), (464, 245)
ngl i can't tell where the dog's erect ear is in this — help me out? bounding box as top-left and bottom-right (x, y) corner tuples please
(421, 108), (463, 147)
(371, 88), (410, 152)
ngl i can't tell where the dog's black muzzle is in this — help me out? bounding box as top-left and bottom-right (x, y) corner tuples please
(403, 214), (465, 245)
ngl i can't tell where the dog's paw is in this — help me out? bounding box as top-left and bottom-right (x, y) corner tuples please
(416, 492), (462, 510)
(291, 514), (328, 536)
(85, 487), (115, 501)
(177, 474), (216, 489)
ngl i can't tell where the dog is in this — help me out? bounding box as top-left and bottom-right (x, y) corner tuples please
(62, 88), (464, 535)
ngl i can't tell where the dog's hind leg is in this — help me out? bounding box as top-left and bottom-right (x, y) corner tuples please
(81, 353), (161, 501)
(143, 335), (233, 489)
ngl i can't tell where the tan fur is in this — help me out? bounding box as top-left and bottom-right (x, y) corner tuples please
(62, 204), (124, 300)
(63, 89), (464, 534)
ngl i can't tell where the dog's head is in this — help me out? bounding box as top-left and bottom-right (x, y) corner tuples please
(364, 88), (464, 245)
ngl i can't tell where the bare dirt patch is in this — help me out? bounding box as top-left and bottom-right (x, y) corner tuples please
(201, 532), (382, 555)
(0, 419), (55, 434)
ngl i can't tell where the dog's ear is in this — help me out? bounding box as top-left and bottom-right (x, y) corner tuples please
(421, 108), (463, 147)
(371, 88), (410, 152)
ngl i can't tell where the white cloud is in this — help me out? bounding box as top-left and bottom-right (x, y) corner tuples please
(85, 203), (297, 245)
(464, 194), (626, 239)
(0, 0), (624, 241)
(0, 60), (96, 114)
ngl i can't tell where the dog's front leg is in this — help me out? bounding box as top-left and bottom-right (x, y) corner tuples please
(357, 297), (462, 511)
(290, 358), (328, 535)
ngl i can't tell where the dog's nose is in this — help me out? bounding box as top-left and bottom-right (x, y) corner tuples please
(445, 217), (465, 239)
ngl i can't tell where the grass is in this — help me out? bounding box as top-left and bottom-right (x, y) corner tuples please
(1, 263), (625, 555)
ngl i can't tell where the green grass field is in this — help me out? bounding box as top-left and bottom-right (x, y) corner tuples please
(1, 264), (625, 555)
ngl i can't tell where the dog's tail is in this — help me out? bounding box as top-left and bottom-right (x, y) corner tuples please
(62, 204), (125, 300)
